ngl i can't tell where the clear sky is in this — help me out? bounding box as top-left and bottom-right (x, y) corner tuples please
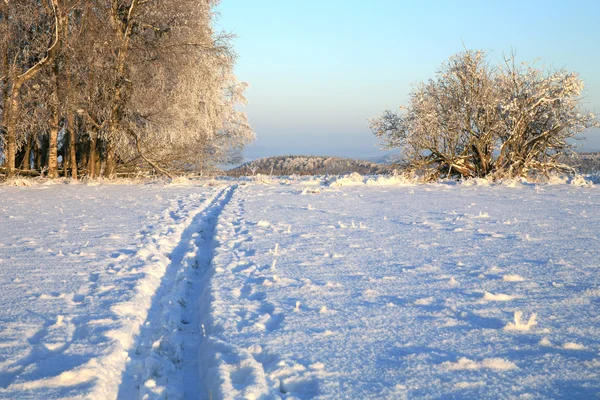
(216, 0), (600, 160)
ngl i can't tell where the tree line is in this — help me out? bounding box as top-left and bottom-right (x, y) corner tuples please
(228, 155), (392, 177)
(0, 0), (254, 179)
(371, 50), (598, 180)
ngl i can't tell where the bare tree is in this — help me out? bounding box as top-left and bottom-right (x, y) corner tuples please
(371, 50), (598, 180)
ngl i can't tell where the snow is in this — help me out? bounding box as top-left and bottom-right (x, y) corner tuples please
(1, 177), (600, 399)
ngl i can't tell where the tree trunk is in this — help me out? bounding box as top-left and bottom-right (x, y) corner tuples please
(2, 0), (61, 178)
(67, 112), (77, 179)
(48, 114), (59, 178)
(18, 134), (33, 169)
(88, 133), (97, 178)
(40, 135), (49, 171)
(33, 140), (41, 170)
(63, 132), (69, 177)
(4, 83), (23, 177)
(105, 138), (116, 178)
(1, 5), (10, 171)
(64, 13), (77, 180)
(104, 0), (140, 179)
(48, 58), (60, 179)
(128, 129), (173, 179)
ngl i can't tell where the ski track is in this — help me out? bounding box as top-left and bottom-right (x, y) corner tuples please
(116, 185), (236, 399)
(199, 186), (277, 400)
(0, 183), (234, 399)
(200, 185), (336, 399)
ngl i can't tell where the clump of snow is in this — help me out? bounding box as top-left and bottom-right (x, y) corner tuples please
(326, 172), (365, 187)
(460, 177), (493, 186)
(454, 381), (486, 389)
(414, 297), (434, 306)
(539, 338), (552, 346)
(1, 177), (37, 186)
(563, 342), (586, 350)
(168, 176), (194, 185)
(546, 174), (569, 185)
(584, 359), (600, 368)
(584, 288), (600, 297)
(257, 220), (271, 227)
(248, 174), (274, 184)
(444, 357), (518, 371)
(569, 174), (593, 187)
(503, 274), (526, 282)
(483, 292), (520, 301)
(301, 186), (321, 195)
(504, 311), (538, 331)
(309, 362), (325, 370)
(364, 174), (417, 186)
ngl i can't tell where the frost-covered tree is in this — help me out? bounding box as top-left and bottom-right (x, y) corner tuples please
(370, 50), (598, 180)
(1, 0), (61, 177)
(1, 0), (253, 179)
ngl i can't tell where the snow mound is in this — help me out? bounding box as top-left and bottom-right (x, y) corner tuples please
(444, 357), (518, 371)
(546, 174), (569, 185)
(168, 176), (194, 185)
(483, 292), (520, 301)
(2, 177), (37, 186)
(503, 274), (526, 282)
(563, 342), (586, 350)
(326, 172), (365, 187)
(460, 177), (493, 186)
(325, 172), (418, 187)
(364, 174), (416, 186)
(414, 297), (435, 306)
(454, 381), (486, 389)
(569, 174), (594, 187)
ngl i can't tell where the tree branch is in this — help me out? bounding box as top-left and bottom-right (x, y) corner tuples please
(16, 0), (61, 85)
(127, 128), (173, 179)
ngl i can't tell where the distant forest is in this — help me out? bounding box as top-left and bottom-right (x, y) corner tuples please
(227, 155), (392, 176)
(226, 152), (600, 177)
(572, 152), (600, 174)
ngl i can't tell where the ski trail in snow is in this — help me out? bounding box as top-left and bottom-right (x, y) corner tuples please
(198, 187), (308, 399)
(0, 186), (234, 399)
(116, 185), (236, 399)
(199, 188), (273, 399)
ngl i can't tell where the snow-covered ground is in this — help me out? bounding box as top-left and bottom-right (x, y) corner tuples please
(1, 177), (599, 399)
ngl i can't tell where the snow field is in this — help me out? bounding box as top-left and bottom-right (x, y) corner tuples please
(1, 178), (599, 399)
(202, 182), (600, 399)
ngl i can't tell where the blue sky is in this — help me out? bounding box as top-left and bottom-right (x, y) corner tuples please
(216, 0), (600, 160)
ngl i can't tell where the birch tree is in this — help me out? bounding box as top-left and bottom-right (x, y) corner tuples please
(1, 0), (253, 179)
(1, 1), (61, 178)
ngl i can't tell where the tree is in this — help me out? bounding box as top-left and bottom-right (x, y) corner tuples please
(1, 0), (254, 179)
(1, 1), (61, 178)
(370, 50), (598, 180)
